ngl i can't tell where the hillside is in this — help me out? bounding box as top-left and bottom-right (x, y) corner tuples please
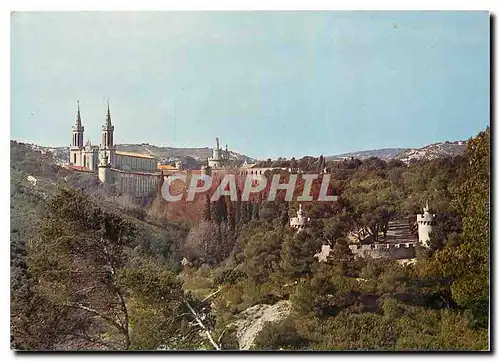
(10, 127), (490, 351)
(10, 140), (188, 269)
(327, 148), (409, 161)
(395, 141), (467, 163)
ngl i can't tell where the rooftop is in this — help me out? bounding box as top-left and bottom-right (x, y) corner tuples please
(110, 167), (160, 176)
(115, 151), (155, 160)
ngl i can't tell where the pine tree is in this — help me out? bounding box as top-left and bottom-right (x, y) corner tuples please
(281, 231), (323, 279)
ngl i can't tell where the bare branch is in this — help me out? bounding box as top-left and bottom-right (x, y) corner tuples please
(201, 287), (223, 303)
(183, 299), (220, 350)
(217, 327), (229, 346)
(64, 303), (126, 337)
(116, 290), (130, 349)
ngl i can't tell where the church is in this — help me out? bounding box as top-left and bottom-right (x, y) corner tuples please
(69, 101), (158, 172)
(68, 101), (161, 198)
(67, 101), (284, 198)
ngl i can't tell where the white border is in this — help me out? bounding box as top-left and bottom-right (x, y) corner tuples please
(2, 2), (497, 360)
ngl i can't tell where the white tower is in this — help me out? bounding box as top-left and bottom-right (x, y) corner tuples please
(417, 202), (435, 248)
(98, 152), (112, 186)
(208, 137), (223, 169)
(289, 204), (311, 232)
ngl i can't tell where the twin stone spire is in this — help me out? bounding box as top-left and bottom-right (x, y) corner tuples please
(72, 100), (114, 149)
(74, 100), (113, 128)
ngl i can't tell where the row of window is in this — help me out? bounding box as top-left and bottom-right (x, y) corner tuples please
(116, 155), (156, 171)
(116, 173), (158, 195)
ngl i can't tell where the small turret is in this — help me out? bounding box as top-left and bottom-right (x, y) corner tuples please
(99, 151), (109, 167)
(417, 201), (435, 248)
(98, 152), (112, 186)
(290, 203), (311, 232)
(208, 137), (224, 169)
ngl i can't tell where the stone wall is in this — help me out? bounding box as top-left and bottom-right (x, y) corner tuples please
(109, 168), (161, 199)
(348, 242), (416, 260)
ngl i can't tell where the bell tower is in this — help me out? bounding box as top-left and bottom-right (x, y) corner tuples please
(100, 100), (116, 167)
(70, 101), (84, 166)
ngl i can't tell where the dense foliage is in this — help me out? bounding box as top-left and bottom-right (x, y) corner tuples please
(10, 127), (490, 350)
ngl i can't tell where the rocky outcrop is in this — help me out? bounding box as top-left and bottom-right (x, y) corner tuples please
(233, 300), (291, 350)
(395, 141), (466, 163)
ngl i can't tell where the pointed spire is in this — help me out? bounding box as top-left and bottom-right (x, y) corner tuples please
(75, 100), (82, 128)
(105, 99), (112, 128)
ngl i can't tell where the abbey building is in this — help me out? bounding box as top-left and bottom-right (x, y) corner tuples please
(68, 101), (160, 198)
(66, 101), (304, 199)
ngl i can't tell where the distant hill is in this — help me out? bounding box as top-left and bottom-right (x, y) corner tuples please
(115, 143), (256, 165)
(22, 143), (257, 169)
(327, 140), (467, 163)
(394, 140), (467, 163)
(327, 148), (409, 161)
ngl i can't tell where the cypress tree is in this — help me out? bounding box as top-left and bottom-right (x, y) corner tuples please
(203, 193), (211, 222)
(252, 201), (260, 220)
(226, 197), (236, 233)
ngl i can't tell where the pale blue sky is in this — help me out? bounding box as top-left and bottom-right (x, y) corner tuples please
(11, 11), (489, 159)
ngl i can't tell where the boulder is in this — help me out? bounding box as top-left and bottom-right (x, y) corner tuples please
(233, 300), (291, 350)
